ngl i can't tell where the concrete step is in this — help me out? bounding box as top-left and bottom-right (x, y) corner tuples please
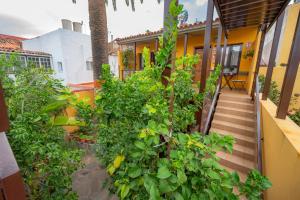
(218, 100), (254, 110)
(211, 120), (255, 137)
(217, 151), (255, 174)
(216, 106), (255, 119)
(214, 113), (255, 128)
(210, 128), (255, 148)
(232, 143), (255, 161)
(219, 94), (252, 103)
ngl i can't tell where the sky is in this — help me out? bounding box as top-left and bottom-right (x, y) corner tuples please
(0, 0), (209, 40)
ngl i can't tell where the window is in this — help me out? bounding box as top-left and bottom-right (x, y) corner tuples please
(57, 62), (63, 73)
(222, 44), (243, 74)
(40, 57), (51, 69)
(27, 56), (40, 67)
(86, 61), (93, 70)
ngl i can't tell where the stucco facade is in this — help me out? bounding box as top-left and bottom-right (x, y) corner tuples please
(23, 28), (93, 85)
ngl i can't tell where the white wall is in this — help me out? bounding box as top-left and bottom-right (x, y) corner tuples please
(109, 55), (119, 77)
(23, 28), (93, 85)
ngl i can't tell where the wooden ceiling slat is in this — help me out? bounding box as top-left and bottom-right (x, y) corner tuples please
(215, 0), (290, 31)
(222, 0), (284, 12)
(224, 14), (277, 24)
(224, 10), (279, 20)
(222, 5), (282, 16)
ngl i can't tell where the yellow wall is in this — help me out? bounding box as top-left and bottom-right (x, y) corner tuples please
(119, 26), (259, 88)
(260, 99), (300, 200)
(64, 89), (95, 133)
(258, 4), (300, 110)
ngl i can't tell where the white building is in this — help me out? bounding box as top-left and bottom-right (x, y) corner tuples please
(23, 23), (93, 85)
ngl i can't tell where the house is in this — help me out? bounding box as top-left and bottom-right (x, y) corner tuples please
(0, 34), (52, 70)
(116, 19), (257, 94)
(22, 20), (93, 85)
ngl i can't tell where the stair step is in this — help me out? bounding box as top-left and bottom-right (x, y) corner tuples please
(233, 144), (255, 161)
(210, 128), (255, 148)
(212, 120), (255, 137)
(216, 106), (255, 118)
(218, 100), (254, 110)
(214, 113), (255, 128)
(217, 151), (255, 174)
(219, 95), (252, 103)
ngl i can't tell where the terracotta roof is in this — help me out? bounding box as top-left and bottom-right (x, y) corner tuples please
(0, 34), (27, 50)
(116, 19), (220, 44)
(0, 47), (51, 56)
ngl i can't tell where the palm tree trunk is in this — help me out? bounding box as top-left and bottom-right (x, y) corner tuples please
(88, 0), (108, 81)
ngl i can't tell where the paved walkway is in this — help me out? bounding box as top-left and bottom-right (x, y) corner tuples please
(72, 150), (118, 200)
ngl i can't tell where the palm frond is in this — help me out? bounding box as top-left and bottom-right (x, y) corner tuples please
(130, 0), (135, 11)
(112, 0), (117, 10)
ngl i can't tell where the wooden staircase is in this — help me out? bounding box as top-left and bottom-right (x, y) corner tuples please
(210, 89), (257, 181)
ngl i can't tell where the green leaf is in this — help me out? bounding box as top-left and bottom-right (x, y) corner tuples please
(128, 167), (142, 178)
(207, 170), (220, 180)
(144, 175), (157, 194)
(173, 192), (184, 200)
(134, 141), (146, 150)
(149, 185), (161, 200)
(159, 179), (177, 193)
(157, 166), (172, 179)
(120, 184), (130, 199)
(177, 170), (187, 184)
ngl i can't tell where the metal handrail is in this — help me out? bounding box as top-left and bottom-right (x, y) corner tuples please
(254, 74), (263, 173)
(203, 74), (222, 135)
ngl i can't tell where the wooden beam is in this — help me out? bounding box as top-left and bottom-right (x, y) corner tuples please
(262, 11), (285, 100)
(0, 83), (9, 132)
(215, 23), (223, 67)
(183, 33), (188, 56)
(197, 0), (214, 132)
(221, 36), (228, 67)
(277, 11), (300, 119)
(155, 38), (159, 52)
(134, 42), (137, 70)
(222, 5), (281, 16)
(251, 25), (267, 99)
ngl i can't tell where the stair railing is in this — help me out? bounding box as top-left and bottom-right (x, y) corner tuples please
(254, 74), (263, 173)
(203, 73), (222, 135)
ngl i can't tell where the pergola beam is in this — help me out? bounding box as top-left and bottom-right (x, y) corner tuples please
(277, 11), (300, 119)
(215, 23), (223, 67)
(183, 33), (188, 56)
(197, 0), (214, 132)
(262, 11), (285, 100)
(251, 25), (267, 99)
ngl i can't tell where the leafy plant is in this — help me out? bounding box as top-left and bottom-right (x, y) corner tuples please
(122, 49), (135, 69)
(258, 75), (280, 105)
(243, 49), (255, 59)
(1, 56), (83, 200)
(95, 1), (271, 199)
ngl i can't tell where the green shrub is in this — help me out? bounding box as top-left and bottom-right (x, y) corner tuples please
(95, 1), (271, 199)
(1, 56), (82, 200)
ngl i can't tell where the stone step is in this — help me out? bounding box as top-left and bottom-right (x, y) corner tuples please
(217, 151), (255, 174)
(210, 128), (255, 148)
(216, 106), (255, 119)
(214, 113), (255, 128)
(212, 120), (255, 137)
(218, 100), (254, 110)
